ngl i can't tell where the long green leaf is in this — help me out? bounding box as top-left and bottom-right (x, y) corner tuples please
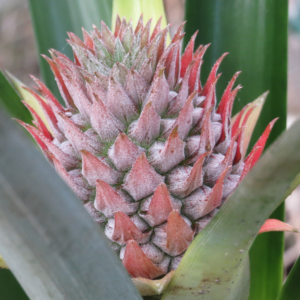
(0, 70), (31, 123)
(28, 0), (112, 101)
(183, 1), (288, 299)
(0, 110), (141, 300)
(162, 118), (300, 299)
(277, 255), (300, 300)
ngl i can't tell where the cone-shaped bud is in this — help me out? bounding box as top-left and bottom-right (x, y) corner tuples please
(128, 102), (161, 145)
(123, 240), (165, 279)
(142, 183), (174, 227)
(123, 153), (164, 201)
(106, 77), (138, 124)
(108, 133), (144, 172)
(91, 94), (125, 142)
(81, 150), (121, 187)
(167, 151), (211, 198)
(94, 180), (138, 218)
(19, 16), (278, 280)
(149, 127), (185, 173)
(153, 211), (194, 256)
(109, 212), (150, 245)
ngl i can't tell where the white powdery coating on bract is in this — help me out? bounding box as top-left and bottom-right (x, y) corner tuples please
(108, 133), (145, 172)
(148, 133), (185, 174)
(123, 153), (165, 201)
(182, 186), (212, 221)
(222, 174), (240, 200)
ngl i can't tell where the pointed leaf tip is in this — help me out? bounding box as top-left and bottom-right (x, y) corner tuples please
(259, 219), (300, 234)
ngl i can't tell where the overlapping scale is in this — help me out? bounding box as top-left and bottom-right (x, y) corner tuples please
(19, 16), (275, 280)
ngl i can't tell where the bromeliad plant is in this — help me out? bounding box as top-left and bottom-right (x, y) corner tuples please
(0, 1), (299, 300)
(16, 16), (277, 283)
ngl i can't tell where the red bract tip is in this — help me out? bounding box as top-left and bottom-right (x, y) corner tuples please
(180, 31), (198, 78)
(201, 52), (228, 97)
(244, 118), (278, 170)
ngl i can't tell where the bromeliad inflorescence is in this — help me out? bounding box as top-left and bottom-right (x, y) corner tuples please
(17, 15), (276, 280)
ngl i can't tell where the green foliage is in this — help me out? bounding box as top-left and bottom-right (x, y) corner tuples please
(183, 1), (288, 299)
(0, 71), (31, 123)
(277, 255), (300, 300)
(0, 110), (142, 300)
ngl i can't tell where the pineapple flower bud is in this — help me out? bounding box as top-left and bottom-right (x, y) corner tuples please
(17, 14), (282, 288)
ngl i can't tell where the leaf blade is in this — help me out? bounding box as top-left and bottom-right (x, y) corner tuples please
(0, 70), (31, 123)
(277, 255), (300, 300)
(0, 110), (141, 300)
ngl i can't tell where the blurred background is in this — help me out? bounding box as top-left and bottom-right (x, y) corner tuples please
(0, 0), (299, 276)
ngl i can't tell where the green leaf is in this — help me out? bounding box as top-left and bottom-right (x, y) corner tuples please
(183, 1), (288, 299)
(112, 0), (167, 32)
(28, 0), (112, 101)
(0, 70), (31, 123)
(277, 255), (300, 300)
(162, 118), (300, 299)
(0, 110), (141, 300)
(0, 270), (29, 300)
